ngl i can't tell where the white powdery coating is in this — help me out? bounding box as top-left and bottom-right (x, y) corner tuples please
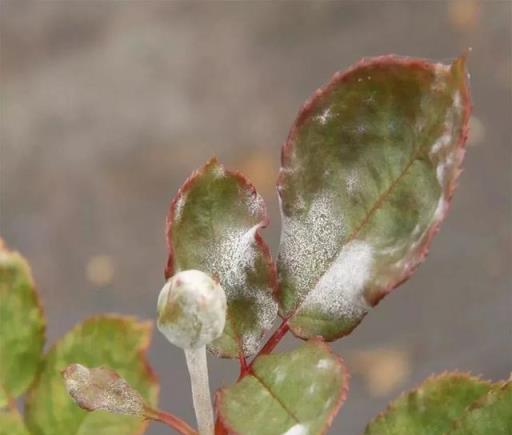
(316, 359), (333, 370)
(429, 85), (464, 188)
(247, 191), (265, 218)
(315, 107), (332, 125)
(433, 195), (450, 222)
(345, 170), (359, 196)
(282, 424), (309, 435)
(206, 225), (277, 355)
(173, 193), (187, 221)
(280, 194), (346, 303)
(431, 63), (451, 92)
(64, 364), (145, 416)
(299, 240), (373, 318)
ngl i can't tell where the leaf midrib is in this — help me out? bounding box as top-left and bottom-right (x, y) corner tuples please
(287, 129), (434, 320)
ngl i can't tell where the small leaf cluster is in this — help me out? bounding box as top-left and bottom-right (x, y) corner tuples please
(0, 242), (158, 435)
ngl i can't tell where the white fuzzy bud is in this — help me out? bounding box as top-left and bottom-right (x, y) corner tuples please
(157, 270), (227, 349)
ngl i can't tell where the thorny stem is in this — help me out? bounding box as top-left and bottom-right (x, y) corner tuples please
(185, 346), (215, 435)
(145, 407), (198, 435)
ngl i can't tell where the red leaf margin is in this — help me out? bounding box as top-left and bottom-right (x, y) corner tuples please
(214, 338), (350, 435)
(365, 371), (493, 432)
(277, 54), (471, 324)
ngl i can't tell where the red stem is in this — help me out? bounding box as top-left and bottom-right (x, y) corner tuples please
(145, 408), (198, 435)
(238, 353), (250, 378)
(249, 319), (290, 369)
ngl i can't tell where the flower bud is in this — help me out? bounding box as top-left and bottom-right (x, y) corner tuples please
(157, 270), (227, 349)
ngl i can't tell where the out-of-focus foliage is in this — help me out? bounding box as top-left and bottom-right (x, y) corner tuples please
(26, 316), (158, 435)
(0, 241), (45, 406)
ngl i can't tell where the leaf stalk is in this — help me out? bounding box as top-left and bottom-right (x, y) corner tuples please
(185, 346), (215, 435)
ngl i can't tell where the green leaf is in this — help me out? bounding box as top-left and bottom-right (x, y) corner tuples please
(166, 158), (278, 357)
(25, 315), (159, 435)
(446, 381), (512, 435)
(365, 373), (492, 435)
(277, 55), (471, 340)
(0, 240), (45, 406)
(0, 410), (30, 435)
(216, 339), (348, 434)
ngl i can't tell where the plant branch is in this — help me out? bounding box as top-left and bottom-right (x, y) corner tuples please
(185, 346), (215, 435)
(248, 319), (290, 370)
(145, 407), (198, 435)
(1, 384), (19, 416)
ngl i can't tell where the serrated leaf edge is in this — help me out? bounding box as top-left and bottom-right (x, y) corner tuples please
(443, 381), (512, 435)
(365, 371), (492, 433)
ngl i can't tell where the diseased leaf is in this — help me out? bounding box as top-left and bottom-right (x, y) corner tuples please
(447, 382), (512, 435)
(166, 158), (278, 357)
(216, 339), (348, 435)
(62, 364), (146, 416)
(0, 240), (45, 406)
(365, 373), (491, 435)
(0, 409), (30, 435)
(25, 316), (158, 435)
(277, 55), (470, 340)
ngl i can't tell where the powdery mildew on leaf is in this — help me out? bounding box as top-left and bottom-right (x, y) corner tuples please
(63, 364), (146, 416)
(216, 340), (348, 435)
(277, 55), (471, 340)
(166, 158), (278, 357)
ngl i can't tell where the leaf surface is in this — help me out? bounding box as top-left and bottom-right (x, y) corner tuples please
(216, 339), (348, 435)
(0, 241), (45, 406)
(446, 382), (512, 435)
(365, 373), (491, 435)
(166, 158), (278, 357)
(277, 55), (471, 339)
(25, 316), (158, 435)
(0, 410), (30, 435)
(62, 364), (146, 416)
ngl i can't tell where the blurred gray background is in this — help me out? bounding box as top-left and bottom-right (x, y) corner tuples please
(1, 1), (511, 434)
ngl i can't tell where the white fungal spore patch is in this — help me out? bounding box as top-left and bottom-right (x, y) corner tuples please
(206, 224), (277, 356)
(433, 195), (449, 222)
(174, 193), (187, 221)
(345, 170), (359, 195)
(316, 359), (333, 370)
(283, 424), (309, 435)
(316, 107), (332, 125)
(247, 191), (265, 218)
(429, 90), (463, 188)
(431, 63), (451, 92)
(279, 194), (345, 303)
(299, 240), (373, 318)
